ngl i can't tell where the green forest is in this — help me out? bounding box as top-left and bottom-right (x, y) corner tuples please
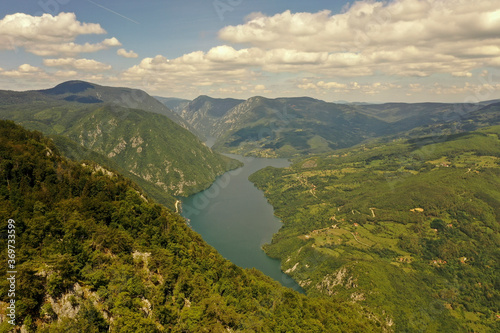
(250, 126), (500, 332)
(0, 84), (242, 209)
(0, 120), (389, 332)
(1, 0), (500, 330)
(0, 82), (499, 332)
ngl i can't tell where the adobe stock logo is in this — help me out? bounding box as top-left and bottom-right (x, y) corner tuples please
(213, 0), (243, 21)
(36, 0), (71, 16)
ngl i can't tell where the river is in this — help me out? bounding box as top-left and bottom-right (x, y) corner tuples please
(181, 153), (304, 293)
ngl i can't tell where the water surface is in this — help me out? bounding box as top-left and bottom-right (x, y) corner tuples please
(181, 154), (304, 292)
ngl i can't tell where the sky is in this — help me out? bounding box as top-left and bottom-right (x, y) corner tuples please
(1, 0), (500, 103)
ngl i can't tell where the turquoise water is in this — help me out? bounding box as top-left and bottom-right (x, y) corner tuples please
(181, 154), (304, 293)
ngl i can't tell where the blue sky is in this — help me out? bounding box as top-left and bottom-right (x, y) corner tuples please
(1, 0), (500, 102)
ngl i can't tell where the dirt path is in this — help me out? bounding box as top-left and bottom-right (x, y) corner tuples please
(350, 232), (371, 247)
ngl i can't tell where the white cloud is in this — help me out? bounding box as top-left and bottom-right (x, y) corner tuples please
(0, 12), (120, 56)
(26, 39), (122, 57)
(0, 63), (115, 92)
(43, 58), (112, 72)
(54, 70), (78, 77)
(102, 38), (121, 47)
(217, 0), (500, 77)
(120, 0), (500, 84)
(0, 64), (47, 78)
(251, 84), (271, 94)
(297, 79), (402, 95)
(117, 48), (138, 58)
(120, 50), (259, 94)
(4, 1), (500, 101)
(220, 1), (500, 51)
(0, 12), (105, 42)
(452, 72), (473, 77)
(420, 81), (500, 99)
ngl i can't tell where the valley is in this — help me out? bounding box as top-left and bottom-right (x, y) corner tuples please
(0, 80), (499, 332)
(0, 81), (242, 208)
(0, 120), (389, 332)
(2, 2), (500, 332)
(180, 154), (304, 293)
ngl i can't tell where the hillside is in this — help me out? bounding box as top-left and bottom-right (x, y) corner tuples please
(0, 84), (241, 207)
(210, 96), (388, 157)
(48, 134), (183, 209)
(0, 120), (388, 332)
(154, 97), (190, 115)
(374, 102), (500, 145)
(39, 81), (191, 130)
(179, 96), (500, 158)
(353, 102), (455, 128)
(250, 126), (500, 332)
(178, 96), (244, 139)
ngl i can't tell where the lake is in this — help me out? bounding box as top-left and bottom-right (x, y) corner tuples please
(181, 153), (304, 293)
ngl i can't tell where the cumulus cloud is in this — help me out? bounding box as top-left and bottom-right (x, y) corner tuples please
(43, 58), (112, 72)
(220, 1), (500, 51)
(297, 79), (402, 95)
(6, 1), (498, 100)
(1, 64), (42, 76)
(0, 63), (114, 91)
(0, 12), (105, 42)
(0, 12), (120, 56)
(54, 70), (79, 78)
(217, 0), (500, 77)
(25, 38), (122, 57)
(120, 50), (260, 94)
(416, 81), (500, 99)
(122, 0), (500, 85)
(117, 48), (138, 58)
(0, 64), (49, 80)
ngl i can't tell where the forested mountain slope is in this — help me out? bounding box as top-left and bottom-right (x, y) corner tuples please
(154, 97), (190, 115)
(0, 84), (241, 207)
(38, 81), (190, 130)
(177, 95), (244, 139)
(181, 95), (500, 158)
(0, 120), (388, 332)
(250, 126), (500, 332)
(210, 96), (387, 157)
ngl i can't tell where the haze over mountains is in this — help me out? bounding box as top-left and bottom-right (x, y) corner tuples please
(154, 96), (190, 115)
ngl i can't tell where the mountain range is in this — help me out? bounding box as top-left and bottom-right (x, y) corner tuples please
(170, 94), (500, 157)
(40, 81), (191, 130)
(0, 81), (240, 208)
(1, 80), (499, 332)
